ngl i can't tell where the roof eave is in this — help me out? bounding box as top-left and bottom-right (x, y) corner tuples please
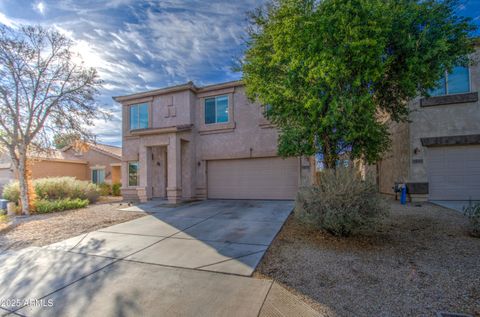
(113, 82), (197, 103)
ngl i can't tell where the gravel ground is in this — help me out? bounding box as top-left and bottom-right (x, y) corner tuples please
(0, 202), (144, 252)
(255, 201), (480, 317)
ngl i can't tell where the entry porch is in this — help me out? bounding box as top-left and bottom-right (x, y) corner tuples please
(121, 130), (194, 204)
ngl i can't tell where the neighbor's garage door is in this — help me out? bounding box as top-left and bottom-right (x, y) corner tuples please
(207, 157), (299, 200)
(427, 145), (480, 200)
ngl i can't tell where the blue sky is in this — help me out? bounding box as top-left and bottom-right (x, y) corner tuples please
(0, 0), (479, 146)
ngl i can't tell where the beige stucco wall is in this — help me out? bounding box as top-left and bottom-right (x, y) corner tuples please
(0, 153), (14, 195)
(377, 121), (410, 195)
(0, 168), (14, 195)
(30, 160), (89, 180)
(152, 90), (193, 129)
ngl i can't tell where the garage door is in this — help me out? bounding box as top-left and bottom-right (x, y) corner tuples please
(427, 145), (480, 200)
(207, 157), (299, 200)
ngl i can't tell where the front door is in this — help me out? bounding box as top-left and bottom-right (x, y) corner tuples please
(150, 146), (167, 198)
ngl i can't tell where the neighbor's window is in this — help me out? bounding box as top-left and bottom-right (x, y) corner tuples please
(130, 103), (149, 130)
(91, 169), (105, 184)
(128, 162), (139, 186)
(429, 66), (470, 96)
(205, 95), (229, 124)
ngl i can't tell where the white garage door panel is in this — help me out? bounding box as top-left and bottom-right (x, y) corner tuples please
(428, 146), (480, 200)
(207, 157), (299, 200)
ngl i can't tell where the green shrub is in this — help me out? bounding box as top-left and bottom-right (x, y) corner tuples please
(295, 167), (389, 237)
(2, 177), (100, 203)
(98, 183), (112, 196)
(34, 198), (89, 214)
(112, 183), (122, 196)
(2, 181), (20, 203)
(464, 203), (480, 237)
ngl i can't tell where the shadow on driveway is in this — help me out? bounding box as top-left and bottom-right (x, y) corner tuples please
(46, 200), (294, 276)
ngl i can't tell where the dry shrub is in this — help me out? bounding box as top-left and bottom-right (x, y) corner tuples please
(98, 183), (112, 196)
(112, 183), (122, 196)
(464, 203), (480, 237)
(295, 167), (389, 236)
(3, 177), (100, 204)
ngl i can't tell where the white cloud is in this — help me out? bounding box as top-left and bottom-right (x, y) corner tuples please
(0, 0), (262, 145)
(35, 2), (46, 15)
(0, 12), (18, 27)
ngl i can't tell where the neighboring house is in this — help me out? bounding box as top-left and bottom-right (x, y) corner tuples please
(378, 52), (480, 201)
(61, 143), (122, 185)
(0, 151), (14, 195)
(0, 143), (122, 195)
(114, 80), (313, 203)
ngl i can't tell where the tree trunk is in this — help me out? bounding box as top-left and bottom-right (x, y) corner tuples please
(322, 135), (337, 169)
(17, 151), (30, 216)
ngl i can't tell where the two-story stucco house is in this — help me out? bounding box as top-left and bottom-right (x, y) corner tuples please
(378, 53), (480, 202)
(114, 81), (313, 203)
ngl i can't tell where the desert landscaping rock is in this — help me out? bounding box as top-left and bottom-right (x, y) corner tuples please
(0, 202), (144, 253)
(255, 201), (480, 317)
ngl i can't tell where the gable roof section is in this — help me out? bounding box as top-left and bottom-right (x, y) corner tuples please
(88, 143), (122, 160)
(61, 142), (122, 160)
(28, 149), (88, 164)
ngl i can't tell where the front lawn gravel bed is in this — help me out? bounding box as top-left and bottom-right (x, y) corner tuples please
(255, 201), (480, 317)
(0, 202), (144, 252)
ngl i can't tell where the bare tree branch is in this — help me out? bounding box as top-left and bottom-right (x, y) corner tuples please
(0, 25), (106, 215)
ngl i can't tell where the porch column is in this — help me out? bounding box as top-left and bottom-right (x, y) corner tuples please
(166, 134), (182, 203)
(137, 145), (148, 202)
(120, 161), (128, 193)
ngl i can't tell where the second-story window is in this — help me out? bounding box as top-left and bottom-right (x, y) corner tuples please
(205, 95), (229, 124)
(429, 66), (470, 96)
(130, 103), (149, 130)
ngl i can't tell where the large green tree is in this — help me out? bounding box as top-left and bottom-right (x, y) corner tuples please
(242, 0), (476, 168)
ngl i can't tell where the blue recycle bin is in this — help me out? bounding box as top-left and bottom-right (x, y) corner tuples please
(400, 186), (407, 205)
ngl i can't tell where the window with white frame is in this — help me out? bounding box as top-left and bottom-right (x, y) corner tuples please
(130, 103), (149, 130)
(91, 169), (105, 184)
(429, 66), (470, 96)
(205, 95), (229, 124)
(128, 162), (139, 186)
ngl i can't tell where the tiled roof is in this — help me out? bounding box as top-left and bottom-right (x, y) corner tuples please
(31, 149), (84, 162)
(88, 143), (122, 159)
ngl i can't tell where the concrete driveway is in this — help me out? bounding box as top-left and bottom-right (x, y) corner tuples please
(0, 200), (319, 317)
